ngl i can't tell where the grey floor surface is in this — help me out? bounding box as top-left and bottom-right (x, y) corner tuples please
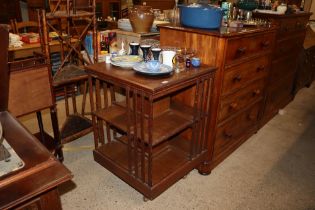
(22, 84), (315, 210)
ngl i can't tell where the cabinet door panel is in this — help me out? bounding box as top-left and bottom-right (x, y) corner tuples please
(269, 54), (297, 84)
(275, 33), (305, 57)
(264, 72), (295, 118)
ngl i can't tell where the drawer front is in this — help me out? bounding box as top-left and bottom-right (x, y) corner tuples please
(295, 17), (309, 31)
(275, 33), (305, 57)
(222, 56), (269, 96)
(214, 101), (261, 154)
(265, 72), (295, 115)
(278, 17), (308, 36)
(270, 54), (297, 84)
(225, 33), (273, 64)
(219, 79), (265, 122)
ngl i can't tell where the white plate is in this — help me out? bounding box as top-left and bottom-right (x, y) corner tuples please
(133, 62), (173, 76)
(111, 55), (143, 63)
(254, 9), (283, 15)
(111, 61), (139, 68)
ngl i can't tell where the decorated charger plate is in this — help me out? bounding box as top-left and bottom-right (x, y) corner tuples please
(111, 55), (143, 68)
(133, 62), (173, 76)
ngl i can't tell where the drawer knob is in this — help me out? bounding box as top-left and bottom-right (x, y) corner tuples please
(233, 75), (242, 82)
(296, 22), (302, 28)
(247, 113), (256, 120)
(237, 47), (247, 55)
(224, 130), (233, 138)
(229, 102), (238, 110)
(261, 41), (270, 48)
(252, 89), (261, 96)
(256, 65), (265, 71)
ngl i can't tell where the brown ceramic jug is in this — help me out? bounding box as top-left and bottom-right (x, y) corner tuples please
(129, 5), (154, 33)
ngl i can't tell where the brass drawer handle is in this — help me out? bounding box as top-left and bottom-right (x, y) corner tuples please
(233, 75), (242, 82)
(256, 65), (265, 71)
(237, 47), (247, 54)
(261, 41), (270, 48)
(252, 89), (261, 96)
(247, 113), (256, 120)
(229, 102), (238, 110)
(224, 130), (233, 138)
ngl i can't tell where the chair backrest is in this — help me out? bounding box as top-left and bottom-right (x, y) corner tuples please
(10, 19), (39, 34)
(0, 25), (9, 111)
(8, 56), (55, 117)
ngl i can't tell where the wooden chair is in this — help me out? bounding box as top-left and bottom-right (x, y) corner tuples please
(10, 19), (39, 34)
(7, 55), (64, 161)
(39, 8), (95, 144)
(49, 0), (92, 15)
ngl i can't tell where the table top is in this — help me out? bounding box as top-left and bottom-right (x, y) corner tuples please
(85, 62), (216, 97)
(0, 111), (72, 209)
(159, 23), (277, 38)
(8, 38), (78, 52)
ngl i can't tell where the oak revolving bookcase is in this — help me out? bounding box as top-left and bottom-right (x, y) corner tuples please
(85, 62), (216, 200)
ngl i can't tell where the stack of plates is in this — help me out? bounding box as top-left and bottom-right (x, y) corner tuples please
(118, 19), (169, 32)
(133, 62), (173, 76)
(117, 19), (133, 32)
(111, 55), (143, 68)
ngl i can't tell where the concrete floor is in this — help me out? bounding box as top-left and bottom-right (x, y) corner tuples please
(20, 84), (315, 210)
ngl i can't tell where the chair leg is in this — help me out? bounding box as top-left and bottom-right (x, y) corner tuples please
(36, 111), (46, 145)
(81, 80), (88, 116)
(50, 106), (64, 162)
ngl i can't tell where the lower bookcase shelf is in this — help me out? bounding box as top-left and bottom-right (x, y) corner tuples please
(93, 134), (208, 199)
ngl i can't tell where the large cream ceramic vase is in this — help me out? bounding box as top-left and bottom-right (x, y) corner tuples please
(129, 5), (154, 33)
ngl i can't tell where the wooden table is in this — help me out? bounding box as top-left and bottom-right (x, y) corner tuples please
(0, 111), (72, 209)
(8, 39), (78, 60)
(85, 62), (216, 200)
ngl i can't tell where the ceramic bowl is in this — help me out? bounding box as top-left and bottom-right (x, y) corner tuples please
(146, 60), (161, 72)
(191, 57), (201, 67)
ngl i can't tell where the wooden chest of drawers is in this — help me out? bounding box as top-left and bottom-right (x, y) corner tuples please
(253, 12), (311, 126)
(160, 25), (276, 173)
(212, 31), (274, 167)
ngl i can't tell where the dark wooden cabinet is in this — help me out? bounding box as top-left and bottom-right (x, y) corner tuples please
(96, 0), (121, 19)
(252, 12), (311, 126)
(27, 0), (46, 21)
(0, 0), (22, 23)
(295, 25), (315, 92)
(140, 0), (174, 10)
